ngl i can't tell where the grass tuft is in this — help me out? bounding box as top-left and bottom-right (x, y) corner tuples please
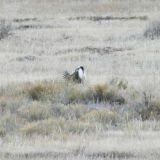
(144, 21), (160, 39)
(81, 109), (118, 126)
(0, 20), (12, 40)
(140, 100), (160, 120)
(84, 84), (125, 104)
(18, 101), (51, 121)
(52, 104), (88, 120)
(28, 84), (49, 101)
(21, 118), (65, 136)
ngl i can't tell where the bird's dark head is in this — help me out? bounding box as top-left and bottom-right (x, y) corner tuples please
(80, 66), (84, 71)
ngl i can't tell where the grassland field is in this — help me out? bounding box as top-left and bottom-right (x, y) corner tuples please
(1, 0), (160, 159)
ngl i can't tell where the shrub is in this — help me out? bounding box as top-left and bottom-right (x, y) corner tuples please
(28, 84), (49, 101)
(0, 20), (12, 40)
(18, 101), (52, 121)
(144, 21), (160, 39)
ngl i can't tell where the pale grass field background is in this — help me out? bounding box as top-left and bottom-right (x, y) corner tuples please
(0, 0), (160, 89)
(1, 0), (160, 159)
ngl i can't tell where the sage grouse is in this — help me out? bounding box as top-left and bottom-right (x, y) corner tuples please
(63, 66), (85, 83)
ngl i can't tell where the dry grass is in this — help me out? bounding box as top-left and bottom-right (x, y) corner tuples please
(0, 20), (12, 40)
(21, 118), (65, 136)
(81, 109), (117, 126)
(18, 101), (52, 121)
(144, 20), (160, 39)
(0, 0), (160, 159)
(140, 100), (160, 120)
(0, 80), (159, 138)
(0, 81), (123, 137)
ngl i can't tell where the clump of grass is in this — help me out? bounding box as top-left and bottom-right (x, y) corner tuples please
(28, 84), (49, 101)
(26, 81), (125, 104)
(0, 20), (12, 40)
(0, 97), (7, 113)
(140, 100), (160, 120)
(81, 109), (118, 126)
(0, 96), (23, 115)
(18, 101), (52, 121)
(52, 104), (88, 120)
(21, 118), (65, 136)
(67, 121), (96, 134)
(144, 21), (160, 39)
(66, 85), (82, 104)
(110, 78), (128, 90)
(84, 84), (125, 104)
(0, 112), (19, 134)
(117, 79), (128, 90)
(0, 127), (6, 137)
(27, 81), (84, 104)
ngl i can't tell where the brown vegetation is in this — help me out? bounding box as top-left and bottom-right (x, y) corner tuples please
(0, 79), (159, 139)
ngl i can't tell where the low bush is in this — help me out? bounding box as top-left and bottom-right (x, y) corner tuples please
(28, 84), (50, 101)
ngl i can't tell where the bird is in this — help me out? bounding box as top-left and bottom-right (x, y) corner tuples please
(63, 66), (86, 83)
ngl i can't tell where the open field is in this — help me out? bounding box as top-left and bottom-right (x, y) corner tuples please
(1, 0), (160, 159)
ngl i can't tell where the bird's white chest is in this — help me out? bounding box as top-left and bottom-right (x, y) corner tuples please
(78, 69), (84, 79)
